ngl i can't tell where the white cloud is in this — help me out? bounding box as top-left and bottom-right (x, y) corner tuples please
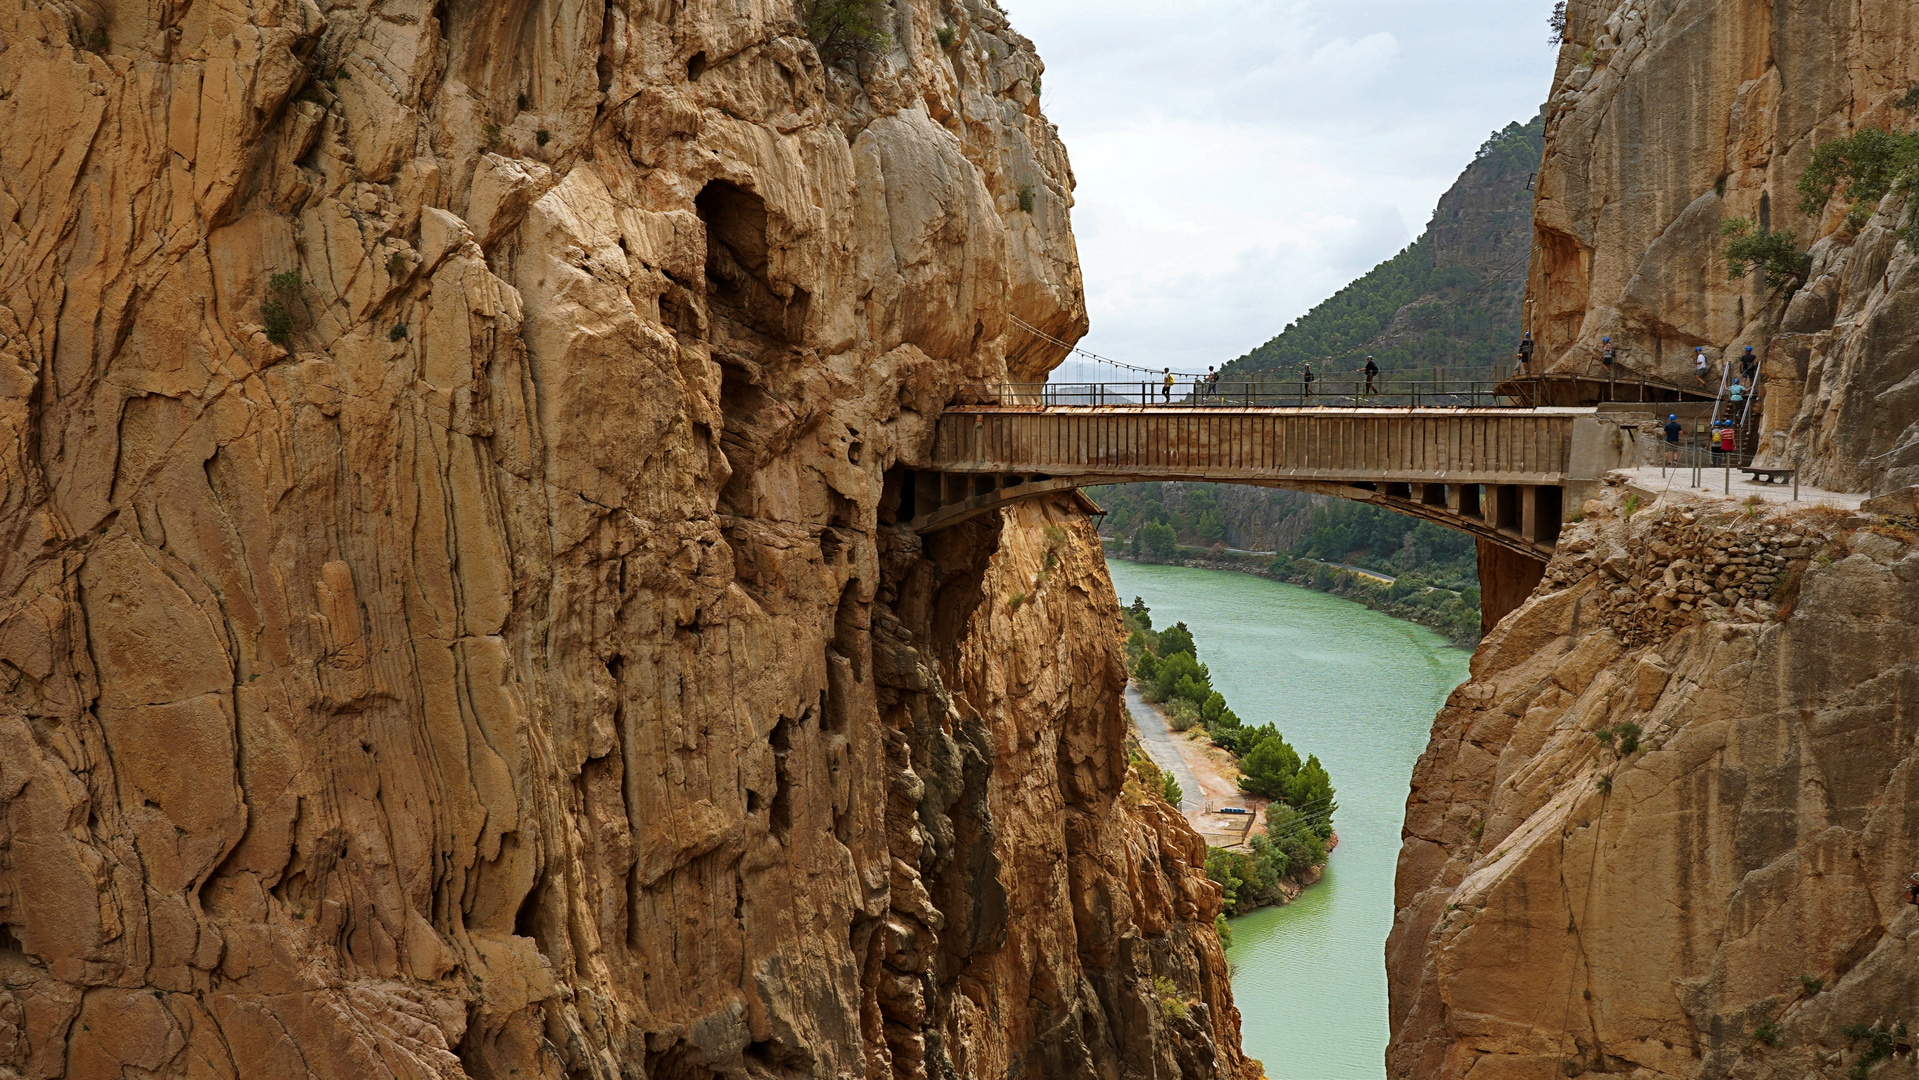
(1010, 0), (1560, 375)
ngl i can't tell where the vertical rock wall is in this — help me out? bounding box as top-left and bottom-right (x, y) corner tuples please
(1391, 3), (1919, 1077)
(0, 0), (1249, 1075)
(1526, 0), (1919, 492)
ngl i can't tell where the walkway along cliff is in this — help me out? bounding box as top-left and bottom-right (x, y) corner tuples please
(1387, 3), (1919, 1078)
(0, 0), (1254, 1076)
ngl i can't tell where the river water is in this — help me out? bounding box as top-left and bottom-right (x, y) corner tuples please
(1104, 559), (1471, 1080)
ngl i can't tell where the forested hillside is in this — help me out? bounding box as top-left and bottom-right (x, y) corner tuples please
(1097, 115), (1543, 643)
(1224, 114), (1542, 382)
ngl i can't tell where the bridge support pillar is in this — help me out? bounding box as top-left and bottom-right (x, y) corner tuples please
(1478, 538), (1546, 636)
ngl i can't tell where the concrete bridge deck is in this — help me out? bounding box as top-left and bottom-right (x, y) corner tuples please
(904, 405), (1631, 574)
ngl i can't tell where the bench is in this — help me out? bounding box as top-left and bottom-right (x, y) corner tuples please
(1741, 467), (1794, 485)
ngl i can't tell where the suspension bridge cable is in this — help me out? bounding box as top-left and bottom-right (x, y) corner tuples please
(1009, 247), (1532, 382)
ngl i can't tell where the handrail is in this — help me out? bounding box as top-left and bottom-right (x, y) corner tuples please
(961, 378), (1523, 410)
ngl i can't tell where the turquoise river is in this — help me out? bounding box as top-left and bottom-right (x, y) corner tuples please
(1104, 559), (1472, 1080)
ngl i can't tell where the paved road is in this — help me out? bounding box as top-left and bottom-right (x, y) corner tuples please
(1314, 559), (1394, 585)
(1124, 685), (1205, 817)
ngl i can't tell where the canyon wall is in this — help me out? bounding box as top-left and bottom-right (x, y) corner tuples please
(1525, 0), (1919, 492)
(0, 0), (1249, 1076)
(1391, 2), (1919, 1077)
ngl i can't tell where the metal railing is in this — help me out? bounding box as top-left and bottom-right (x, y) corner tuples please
(962, 377), (1521, 409)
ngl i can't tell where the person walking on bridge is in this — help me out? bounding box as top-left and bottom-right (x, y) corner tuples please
(1600, 337), (1617, 372)
(1205, 366), (1219, 401)
(1517, 331), (1535, 375)
(1694, 347), (1710, 386)
(1161, 368), (1173, 402)
(1363, 356), (1380, 396)
(1301, 364), (1316, 399)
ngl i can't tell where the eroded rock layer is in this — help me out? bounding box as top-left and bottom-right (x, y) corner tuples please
(1391, 3), (1919, 1077)
(1527, 0), (1919, 491)
(1389, 486), (1919, 1079)
(0, 0), (1247, 1075)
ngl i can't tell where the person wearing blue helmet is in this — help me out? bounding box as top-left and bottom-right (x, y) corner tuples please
(1740, 345), (1758, 383)
(1694, 347), (1709, 386)
(1663, 413), (1682, 465)
(1601, 336), (1617, 372)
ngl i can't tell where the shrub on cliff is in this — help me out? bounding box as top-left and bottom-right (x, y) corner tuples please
(260, 270), (306, 344)
(801, 0), (890, 56)
(1797, 125), (1919, 234)
(1718, 218), (1811, 290)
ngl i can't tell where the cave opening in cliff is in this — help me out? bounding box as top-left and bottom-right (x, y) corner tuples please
(696, 180), (810, 345)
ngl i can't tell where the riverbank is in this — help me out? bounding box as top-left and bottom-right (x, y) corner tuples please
(1125, 688), (1332, 908)
(1106, 540), (1481, 645)
(1106, 559), (1471, 1076)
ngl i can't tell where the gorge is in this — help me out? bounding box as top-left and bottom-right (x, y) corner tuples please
(4, 0), (1919, 1077)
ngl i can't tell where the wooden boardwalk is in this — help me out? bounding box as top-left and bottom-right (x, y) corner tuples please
(904, 405), (1620, 560)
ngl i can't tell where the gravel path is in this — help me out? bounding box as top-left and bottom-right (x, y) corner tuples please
(1124, 685), (1206, 817)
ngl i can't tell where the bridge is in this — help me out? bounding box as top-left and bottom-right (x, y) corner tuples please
(901, 398), (1649, 630)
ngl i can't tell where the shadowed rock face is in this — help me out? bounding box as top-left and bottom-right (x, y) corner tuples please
(1526, 0), (1919, 493)
(0, 0), (1250, 1076)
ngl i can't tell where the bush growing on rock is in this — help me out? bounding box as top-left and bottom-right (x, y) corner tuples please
(802, 0), (890, 55)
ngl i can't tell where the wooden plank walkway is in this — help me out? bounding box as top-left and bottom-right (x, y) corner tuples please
(909, 406), (1601, 559)
(933, 406), (1577, 484)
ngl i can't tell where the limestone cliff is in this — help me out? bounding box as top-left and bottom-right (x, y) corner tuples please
(1526, 0), (1919, 492)
(1389, 484), (1919, 1079)
(0, 0), (1248, 1075)
(1391, 4), (1919, 1076)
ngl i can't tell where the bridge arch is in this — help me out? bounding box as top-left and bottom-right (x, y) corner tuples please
(898, 403), (1639, 630)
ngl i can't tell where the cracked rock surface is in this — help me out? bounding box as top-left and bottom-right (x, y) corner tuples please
(1388, 484), (1919, 1080)
(0, 0), (1249, 1075)
(1525, 0), (1919, 492)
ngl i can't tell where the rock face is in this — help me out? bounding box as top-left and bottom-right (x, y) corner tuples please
(1527, 0), (1919, 492)
(1389, 485), (1919, 1079)
(0, 0), (1249, 1076)
(1392, 4), (1919, 1076)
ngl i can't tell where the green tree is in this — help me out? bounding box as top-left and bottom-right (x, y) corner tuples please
(1156, 622), (1196, 660)
(1160, 772), (1183, 806)
(1238, 733), (1302, 799)
(1138, 522), (1177, 561)
(1285, 755), (1337, 838)
(1152, 651), (1208, 703)
(1126, 596), (1153, 631)
(1132, 650), (1161, 687)
(1200, 691), (1226, 724)
(1197, 509), (1226, 545)
(1718, 218), (1811, 289)
(1797, 125), (1919, 231)
(1265, 803), (1329, 871)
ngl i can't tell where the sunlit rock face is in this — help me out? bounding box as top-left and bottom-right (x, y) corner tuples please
(1390, 3), (1919, 1076)
(0, 0), (1253, 1075)
(1524, 0), (1919, 492)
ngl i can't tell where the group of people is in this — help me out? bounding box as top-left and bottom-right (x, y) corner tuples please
(1154, 356), (1377, 401)
(1514, 333), (1762, 406)
(1661, 413), (1743, 465)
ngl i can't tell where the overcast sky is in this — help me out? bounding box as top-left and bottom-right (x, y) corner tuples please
(1007, 0), (1560, 379)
